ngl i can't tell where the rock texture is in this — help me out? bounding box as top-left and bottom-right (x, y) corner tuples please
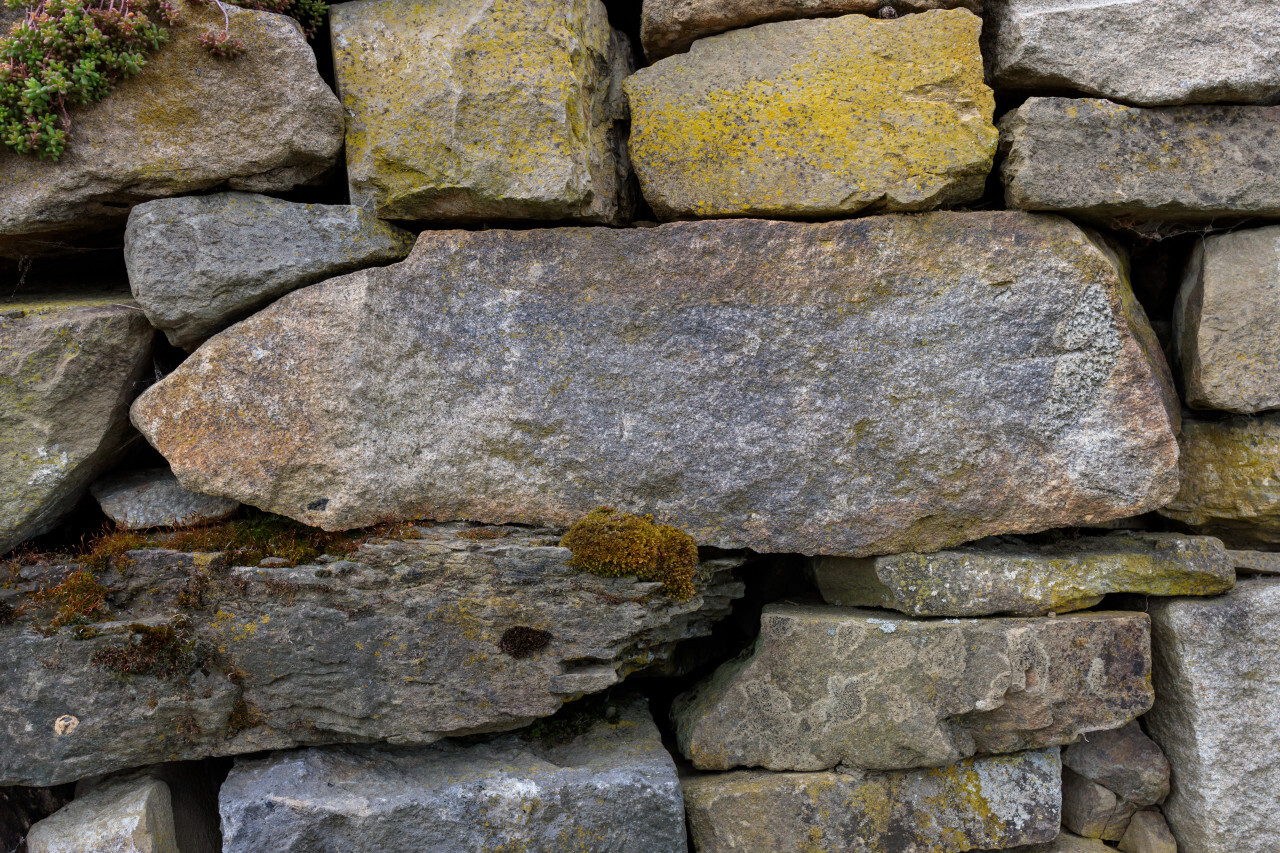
(0, 524), (743, 786)
(1062, 721), (1170, 809)
(625, 10), (996, 219)
(219, 697), (686, 853)
(813, 532), (1234, 616)
(1, 295), (153, 555)
(1118, 810), (1178, 853)
(130, 213), (1180, 556)
(682, 748), (1062, 853)
(0, 2), (344, 259)
(1020, 831), (1113, 853)
(1001, 98), (1280, 227)
(330, 0), (632, 224)
(1229, 549), (1280, 574)
(1061, 768), (1137, 840)
(26, 775), (178, 853)
(0, 787), (72, 853)
(1144, 578), (1280, 853)
(124, 194), (414, 350)
(1175, 224), (1280, 413)
(671, 603), (1152, 772)
(91, 469), (239, 530)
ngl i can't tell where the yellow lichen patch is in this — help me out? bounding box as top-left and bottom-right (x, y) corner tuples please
(560, 507), (698, 600)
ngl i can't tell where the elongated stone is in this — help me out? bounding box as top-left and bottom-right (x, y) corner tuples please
(672, 603), (1152, 772)
(92, 469), (239, 530)
(1229, 550), (1280, 574)
(813, 532), (1235, 617)
(1019, 832), (1112, 853)
(625, 10), (996, 220)
(26, 776), (178, 853)
(130, 213), (1180, 556)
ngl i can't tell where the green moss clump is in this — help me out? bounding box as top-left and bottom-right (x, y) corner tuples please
(560, 507), (699, 601)
(27, 570), (111, 632)
(90, 620), (209, 679)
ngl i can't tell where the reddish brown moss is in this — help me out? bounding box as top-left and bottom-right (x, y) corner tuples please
(26, 571), (112, 632)
(90, 621), (209, 679)
(559, 507), (699, 601)
(227, 697), (265, 736)
(499, 625), (553, 658)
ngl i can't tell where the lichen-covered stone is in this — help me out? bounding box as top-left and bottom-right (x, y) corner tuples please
(1, 296), (153, 555)
(0, 2), (343, 259)
(671, 603), (1152, 772)
(124, 193), (414, 350)
(682, 749), (1062, 853)
(625, 10), (996, 219)
(91, 469), (239, 530)
(26, 775), (178, 853)
(130, 213), (1179, 556)
(219, 697), (686, 853)
(330, 0), (632, 224)
(1228, 549), (1280, 574)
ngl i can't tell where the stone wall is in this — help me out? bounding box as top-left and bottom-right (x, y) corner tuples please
(3, 0), (1279, 851)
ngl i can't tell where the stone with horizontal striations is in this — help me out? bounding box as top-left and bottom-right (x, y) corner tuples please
(26, 775), (178, 853)
(813, 532), (1234, 616)
(129, 213), (1180, 555)
(671, 603), (1152, 772)
(625, 10), (996, 220)
(91, 468), (240, 530)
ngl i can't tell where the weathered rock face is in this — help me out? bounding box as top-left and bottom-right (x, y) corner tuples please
(1175, 225), (1280, 413)
(682, 748), (1062, 853)
(984, 0), (1280, 106)
(26, 775), (178, 853)
(0, 524), (743, 786)
(91, 469), (239, 530)
(813, 532), (1234, 617)
(124, 194), (414, 350)
(219, 697), (687, 853)
(1144, 578), (1280, 853)
(1062, 721), (1170, 808)
(1001, 98), (1280, 227)
(625, 11), (996, 220)
(330, 0), (632, 224)
(1229, 549), (1280, 574)
(671, 603), (1152, 772)
(0, 2), (344, 259)
(1, 296), (154, 555)
(1062, 768), (1137, 840)
(1020, 831), (1113, 853)
(1118, 810), (1178, 853)
(130, 213), (1180, 556)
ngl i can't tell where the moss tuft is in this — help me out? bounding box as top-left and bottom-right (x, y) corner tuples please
(227, 697), (265, 735)
(0, 601), (14, 625)
(26, 571), (112, 633)
(90, 620), (210, 679)
(499, 625), (552, 658)
(559, 507), (699, 600)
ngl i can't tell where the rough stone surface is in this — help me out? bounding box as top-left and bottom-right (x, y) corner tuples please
(0, 524), (743, 786)
(131, 213), (1180, 556)
(625, 11), (996, 220)
(26, 776), (178, 853)
(1016, 832), (1112, 853)
(91, 469), (239, 530)
(1175, 224), (1280, 413)
(1118, 810), (1178, 853)
(1228, 549), (1280, 574)
(124, 193), (414, 350)
(0, 2), (344, 259)
(1001, 98), (1280, 227)
(1, 295), (153, 555)
(683, 748), (1062, 853)
(1144, 578), (1280, 853)
(671, 603), (1152, 772)
(984, 0), (1280, 106)
(219, 696), (686, 853)
(813, 532), (1233, 616)
(1061, 767), (1137, 840)
(1062, 721), (1169, 807)
(330, 0), (632, 224)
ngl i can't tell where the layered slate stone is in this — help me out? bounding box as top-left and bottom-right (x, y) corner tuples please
(0, 525), (743, 786)
(1175, 225), (1280, 413)
(813, 532), (1234, 617)
(0, 1), (343, 259)
(985, 0), (1280, 107)
(125, 193), (414, 350)
(91, 469), (239, 530)
(1001, 99), (1280, 227)
(1, 295), (153, 555)
(131, 213), (1180, 556)
(682, 749), (1062, 853)
(671, 603), (1152, 772)
(219, 697), (687, 853)
(26, 775), (179, 853)
(330, 0), (632, 224)
(625, 11), (996, 220)
(1144, 578), (1280, 853)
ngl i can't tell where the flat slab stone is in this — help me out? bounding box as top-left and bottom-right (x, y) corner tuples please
(1144, 578), (1280, 853)
(683, 748), (1062, 853)
(130, 213), (1180, 556)
(1001, 98), (1280, 227)
(219, 697), (687, 853)
(671, 603), (1152, 772)
(625, 10), (996, 219)
(26, 776), (178, 853)
(814, 532), (1234, 616)
(91, 469), (239, 530)
(1228, 550), (1280, 574)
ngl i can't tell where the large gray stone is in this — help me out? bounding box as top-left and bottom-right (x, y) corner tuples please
(91, 468), (239, 530)
(1144, 578), (1280, 853)
(683, 748), (1062, 853)
(813, 532), (1234, 617)
(1, 295), (154, 555)
(124, 193), (414, 350)
(0, 523), (743, 786)
(672, 603), (1152, 772)
(0, 2), (343, 259)
(130, 213), (1180, 556)
(1001, 98), (1280, 228)
(26, 775), (178, 853)
(984, 0), (1280, 106)
(219, 696), (686, 853)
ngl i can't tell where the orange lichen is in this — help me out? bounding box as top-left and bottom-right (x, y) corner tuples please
(560, 507), (698, 600)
